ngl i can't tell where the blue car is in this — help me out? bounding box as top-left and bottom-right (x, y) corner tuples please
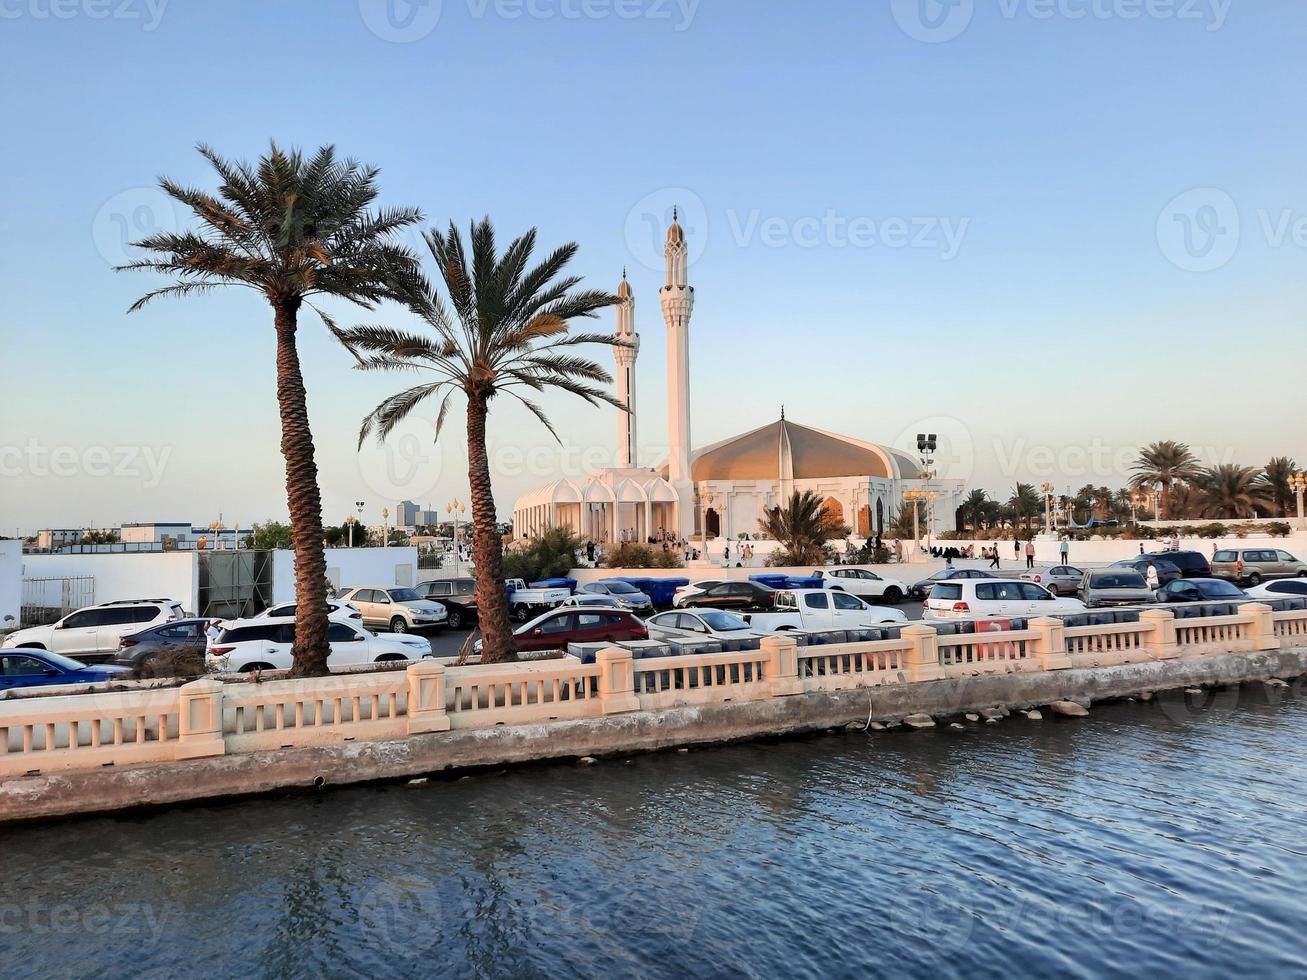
(0, 649), (130, 690)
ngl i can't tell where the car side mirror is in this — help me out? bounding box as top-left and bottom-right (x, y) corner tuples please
(532, 628), (543, 637)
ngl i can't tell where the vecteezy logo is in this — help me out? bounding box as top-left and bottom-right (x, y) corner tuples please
(358, 0), (443, 42)
(1156, 187), (1240, 272)
(623, 187), (709, 272)
(890, 0), (975, 43)
(357, 874), (442, 955)
(92, 187), (179, 267)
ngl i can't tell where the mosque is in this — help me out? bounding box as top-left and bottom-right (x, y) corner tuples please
(511, 213), (964, 545)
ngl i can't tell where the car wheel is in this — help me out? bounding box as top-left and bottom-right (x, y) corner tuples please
(883, 587), (903, 604)
(447, 609), (464, 629)
(513, 606), (530, 623)
(244, 662), (275, 672)
(390, 617), (409, 634)
(1247, 573), (1261, 587)
(374, 654), (407, 663)
(1045, 584), (1058, 596)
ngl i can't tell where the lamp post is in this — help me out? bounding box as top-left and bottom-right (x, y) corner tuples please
(1292, 472), (1307, 529)
(209, 520), (225, 550)
(1040, 482), (1055, 535)
(447, 499), (466, 576)
(381, 507), (390, 547)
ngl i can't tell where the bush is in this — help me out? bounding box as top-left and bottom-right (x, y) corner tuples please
(1193, 523), (1228, 539)
(601, 543), (684, 569)
(502, 527), (584, 582)
(1266, 521), (1293, 538)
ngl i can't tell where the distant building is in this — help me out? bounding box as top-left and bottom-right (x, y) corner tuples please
(35, 529), (83, 551)
(398, 500), (421, 529)
(120, 522), (192, 546)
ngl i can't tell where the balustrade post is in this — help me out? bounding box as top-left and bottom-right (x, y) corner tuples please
(597, 647), (640, 714)
(1239, 602), (1280, 652)
(1139, 608), (1179, 660)
(901, 624), (945, 682)
(407, 660), (451, 734)
(761, 635), (803, 696)
(1029, 616), (1072, 670)
(176, 678), (225, 759)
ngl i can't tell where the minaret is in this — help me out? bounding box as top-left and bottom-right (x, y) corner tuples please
(660, 208), (695, 538)
(614, 269), (639, 468)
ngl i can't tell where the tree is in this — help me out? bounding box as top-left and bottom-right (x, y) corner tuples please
(1262, 457), (1298, 517)
(121, 143), (421, 676)
(1130, 441), (1199, 520)
(246, 520), (294, 550)
(81, 529), (120, 545)
(961, 489), (989, 532)
(337, 219), (623, 663)
(1195, 464), (1270, 519)
(601, 543), (685, 569)
(502, 527), (585, 583)
(1007, 483), (1041, 530)
(759, 490), (849, 565)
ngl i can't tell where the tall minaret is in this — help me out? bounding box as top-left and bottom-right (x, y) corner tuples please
(614, 269), (639, 468)
(660, 208), (695, 538)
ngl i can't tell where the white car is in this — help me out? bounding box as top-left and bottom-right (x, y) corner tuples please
(1, 599), (187, 660)
(335, 586), (448, 633)
(745, 589), (907, 633)
(206, 617), (431, 672)
(646, 608), (767, 642)
(248, 598), (363, 624)
(559, 595), (627, 610)
(924, 578), (1085, 621)
(1245, 579), (1307, 600)
(672, 579), (727, 608)
(821, 568), (908, 604)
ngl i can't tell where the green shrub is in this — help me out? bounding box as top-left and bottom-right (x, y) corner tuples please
(601, 543), (685, 569)
(502, 527), (583, 582)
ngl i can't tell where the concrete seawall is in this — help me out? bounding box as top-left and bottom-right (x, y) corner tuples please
(5, 645), (1304, 825)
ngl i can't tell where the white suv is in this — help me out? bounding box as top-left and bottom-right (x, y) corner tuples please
(823, 568), (908, 604)
(1, 599), (187, 661)
(924, 579), (1085, 621)
(335, 587), (448, 633)
(206, 617), (432, 673)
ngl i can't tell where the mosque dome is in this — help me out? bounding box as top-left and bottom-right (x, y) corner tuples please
(686, 419), (922, 483)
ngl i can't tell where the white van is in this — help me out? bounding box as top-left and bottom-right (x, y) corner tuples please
(924, 579), (1085, 620)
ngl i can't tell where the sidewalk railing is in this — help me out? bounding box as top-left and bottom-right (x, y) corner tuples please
(3, 604), (1305, 779)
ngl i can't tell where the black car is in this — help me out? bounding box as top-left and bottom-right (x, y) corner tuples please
(415, 578), (479, 630)
(1154, 578), (1248, 604)
(1147, 550), (1211, 578)
(1112, 557), (1183, 587)
(907, 568), (995, 601)
(686, 581), (776, 613)
(110, 617), (209, 676)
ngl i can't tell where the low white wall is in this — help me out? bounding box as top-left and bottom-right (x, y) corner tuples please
(929, 534), (1307, 566)
(0, 540), (21, 627)
(276, 547), (420, 603)
(21, 552), (200, 612)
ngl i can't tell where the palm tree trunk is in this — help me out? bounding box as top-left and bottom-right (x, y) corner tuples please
(274, 298), (331, 678)
(466, 393), (515, 664)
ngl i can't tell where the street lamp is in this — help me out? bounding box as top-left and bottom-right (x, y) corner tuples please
(447, 499), (466, 575)
(381, 507), (390, 547)
(1040, 482), (1055, 535)
(1291, 472), (1307, 528)
(916, 434), (938, 542)
(345, 515), (359, 548)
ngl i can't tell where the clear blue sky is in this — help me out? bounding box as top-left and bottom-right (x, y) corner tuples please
(2, 0), (1304, 533)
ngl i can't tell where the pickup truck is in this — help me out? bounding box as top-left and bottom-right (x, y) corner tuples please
(505, 579), (572, 623)
(743, 589), (907, 633)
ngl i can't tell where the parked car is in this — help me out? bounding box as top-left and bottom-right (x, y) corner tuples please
(415, 578), (479, 629)
(250, 598), (362, 623)
(1078, 569), (1156, 608)
(207, 618), (432, 672)
(0, 599), (187, 662)
(473, 607), (648, 655)
(924, 579), (1085, 621)
(1154, 578), (1249, 604)
(745, 589), (907, 632)
(110, 617), (210, 674)
(1246, 579), (1307, 600)
(671, 580), (725, 607)
(0, 649), (130, 690)
(1211, 548), (1307, 586)
(821, 567), (908, 604)
(577, 580), (654, 614)
(560, 595), (628, 610)
(906, 568), (995, 601)
(504, 579), (572, 622)
(335, 586), (448, 633)
(1147, 549), (1211, 578)
(646, 609), (766, 642)
(1112, 557), (1182, 587)
(680, 580), (776, 613)
(1021, 565), (1084, 596)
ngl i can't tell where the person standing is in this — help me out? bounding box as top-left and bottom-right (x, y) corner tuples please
(1060, 538), (1069, 566)
(1146, 563), (1160, 591)
(989, 546), (1001, 570)
(1025, 539), (1036, 570)
(1013, 538), (1021, 561)
(205, 618), (223, 646)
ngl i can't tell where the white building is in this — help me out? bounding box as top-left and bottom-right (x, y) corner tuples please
(512, 212), (964, 543)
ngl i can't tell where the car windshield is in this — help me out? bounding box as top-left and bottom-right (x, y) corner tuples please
(388, 589), (421, 602)
(1092, 574), (1147, 589)
(699, 611), (748, 631)
(605, 582), (640, 594)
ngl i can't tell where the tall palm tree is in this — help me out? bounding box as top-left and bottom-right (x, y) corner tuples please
(335, 219), (622, 664)
(962, 489), (989, 532)
(1130, 441), (1199, 520)
(1073, 485), (1098, 525)
(1196, 464), (1270, 519)
(1262, 457), (1298, 517)
(1008, 483), (1041, 530)
(759, 491), (846, 565)
(120, 143), (421, 676)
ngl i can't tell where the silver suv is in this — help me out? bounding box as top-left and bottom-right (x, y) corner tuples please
(0, 599), (187, 662)
(335, 586), (448, 633)
(1211, 548), (1307, 586)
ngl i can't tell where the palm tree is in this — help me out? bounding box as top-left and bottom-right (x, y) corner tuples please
(1195, 464), (1270, 519)
(759, 491), (847, 565)
(1262, 457), (1298, 517)
(335, 219), (623, 664)
(1073, 485), (1098, 525)
(120, 143), (421, 676)
(1130, 441), (1199, 520)
(1008, 483), (1041, 530)
(962, 489), (989, 532)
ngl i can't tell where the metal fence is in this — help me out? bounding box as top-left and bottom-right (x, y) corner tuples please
(20, 576), (95, 626)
